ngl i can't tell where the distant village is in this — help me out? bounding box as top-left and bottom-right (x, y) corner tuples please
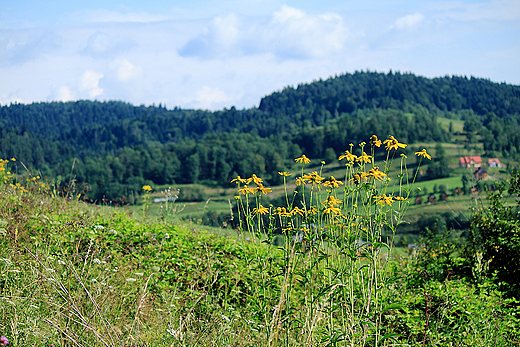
(415, 156), (502, 205)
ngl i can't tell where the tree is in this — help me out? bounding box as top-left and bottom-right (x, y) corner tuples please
(184, 153), (200, 183)
(425, 143), (451, 179)
(324, 147), (337, 165)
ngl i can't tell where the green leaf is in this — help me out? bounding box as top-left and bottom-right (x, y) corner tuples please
(382, 303), (405, 312)
(380, 332), (401, 342)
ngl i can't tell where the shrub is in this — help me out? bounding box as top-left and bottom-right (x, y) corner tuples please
(467, 171), (520, 294)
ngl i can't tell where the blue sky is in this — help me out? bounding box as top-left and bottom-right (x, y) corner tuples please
(1, 0), (519, 110)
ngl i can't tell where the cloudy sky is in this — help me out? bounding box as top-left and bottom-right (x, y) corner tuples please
(1, 0), (519, 110)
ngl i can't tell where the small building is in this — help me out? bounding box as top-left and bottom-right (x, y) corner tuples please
(415, 195), (423, 205)
(473, 167), (487, 180)
(440, 192), (449, 201)
(453, 187), (464, 196)
(487, 158), (502, 168)
(460, 156), (482, 168)
(427, 194), (437, 204)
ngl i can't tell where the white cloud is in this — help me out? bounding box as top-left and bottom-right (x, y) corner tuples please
(111, 59), (142, 82)
(393, 13), (425, 30)
(79, 70), (104, 98)
(55, 86), (74, 102)
(213, 14), (240, 49)
(264, 6), (348, 58)
(273, 5), (305, 22)
(191, 86), (231, 110)
(179, 5), (350, 60)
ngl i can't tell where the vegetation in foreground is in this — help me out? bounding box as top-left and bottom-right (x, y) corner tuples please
(1, 137), (519, 346)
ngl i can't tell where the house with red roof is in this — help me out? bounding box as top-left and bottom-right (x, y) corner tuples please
(459, 156), (482, 168)
(487, 158), (502, 168)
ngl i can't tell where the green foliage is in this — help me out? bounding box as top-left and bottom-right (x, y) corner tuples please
(467, 171), (520, 294)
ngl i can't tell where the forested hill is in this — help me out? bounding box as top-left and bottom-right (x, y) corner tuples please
(1, 71), (520, 202)
(2, 71), (520, 142)
(259, 71), (520, 118)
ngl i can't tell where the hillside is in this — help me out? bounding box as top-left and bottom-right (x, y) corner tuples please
(1, 71), (519, 202)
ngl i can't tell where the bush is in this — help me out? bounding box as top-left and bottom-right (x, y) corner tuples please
(467, 171), (520, 295)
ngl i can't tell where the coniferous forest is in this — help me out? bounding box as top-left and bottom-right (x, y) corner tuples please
(1, 71), (520, 202)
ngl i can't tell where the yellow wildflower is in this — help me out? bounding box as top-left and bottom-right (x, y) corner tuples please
(323, 206), (342, 215)
(415, 149), (432, 160)
(323, 176), (343, 188)
(356, 152), (372, 164)
(254, 184), (272, 195)
(295, 155), (311, 164)
(368, 167), (386, 181)
(278, 171), (292, 177)
(394, 196), (406, 201)
(322, 196), (343, 206)
(231, 176), (248, 184)
(274, 207), (291, 217)
(383, 136), (407, 151)
(295, 177), (305, 186)
(351, 171), (369, 184)
(250, 174), (263, 185)
(142, 185), (152, 192)
(291, 206), (305, 217)
(11, 158), (16, 161)
(238, 186), (255, 195)
(302, 172), (324, 185)
(252, 205), (269, 215)
(374, 194), (393, 206)
(307, 207), (318, 215)
(370, 135), (382, 147)
(338, 150), (357, 162)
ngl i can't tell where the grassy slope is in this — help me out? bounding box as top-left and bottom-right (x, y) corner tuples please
(1, 173), (519, 346)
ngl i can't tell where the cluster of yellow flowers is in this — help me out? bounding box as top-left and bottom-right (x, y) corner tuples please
(233, 135), (431, 220)
(1, 158), (49, 192)
(10, 182), (28, 193)
(374, 194), (405, 206)
(142, 185), (152, 192)
(273, 206), (318, 218)
(232, 174), (272, 196)
(0, 158), (15, 182)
